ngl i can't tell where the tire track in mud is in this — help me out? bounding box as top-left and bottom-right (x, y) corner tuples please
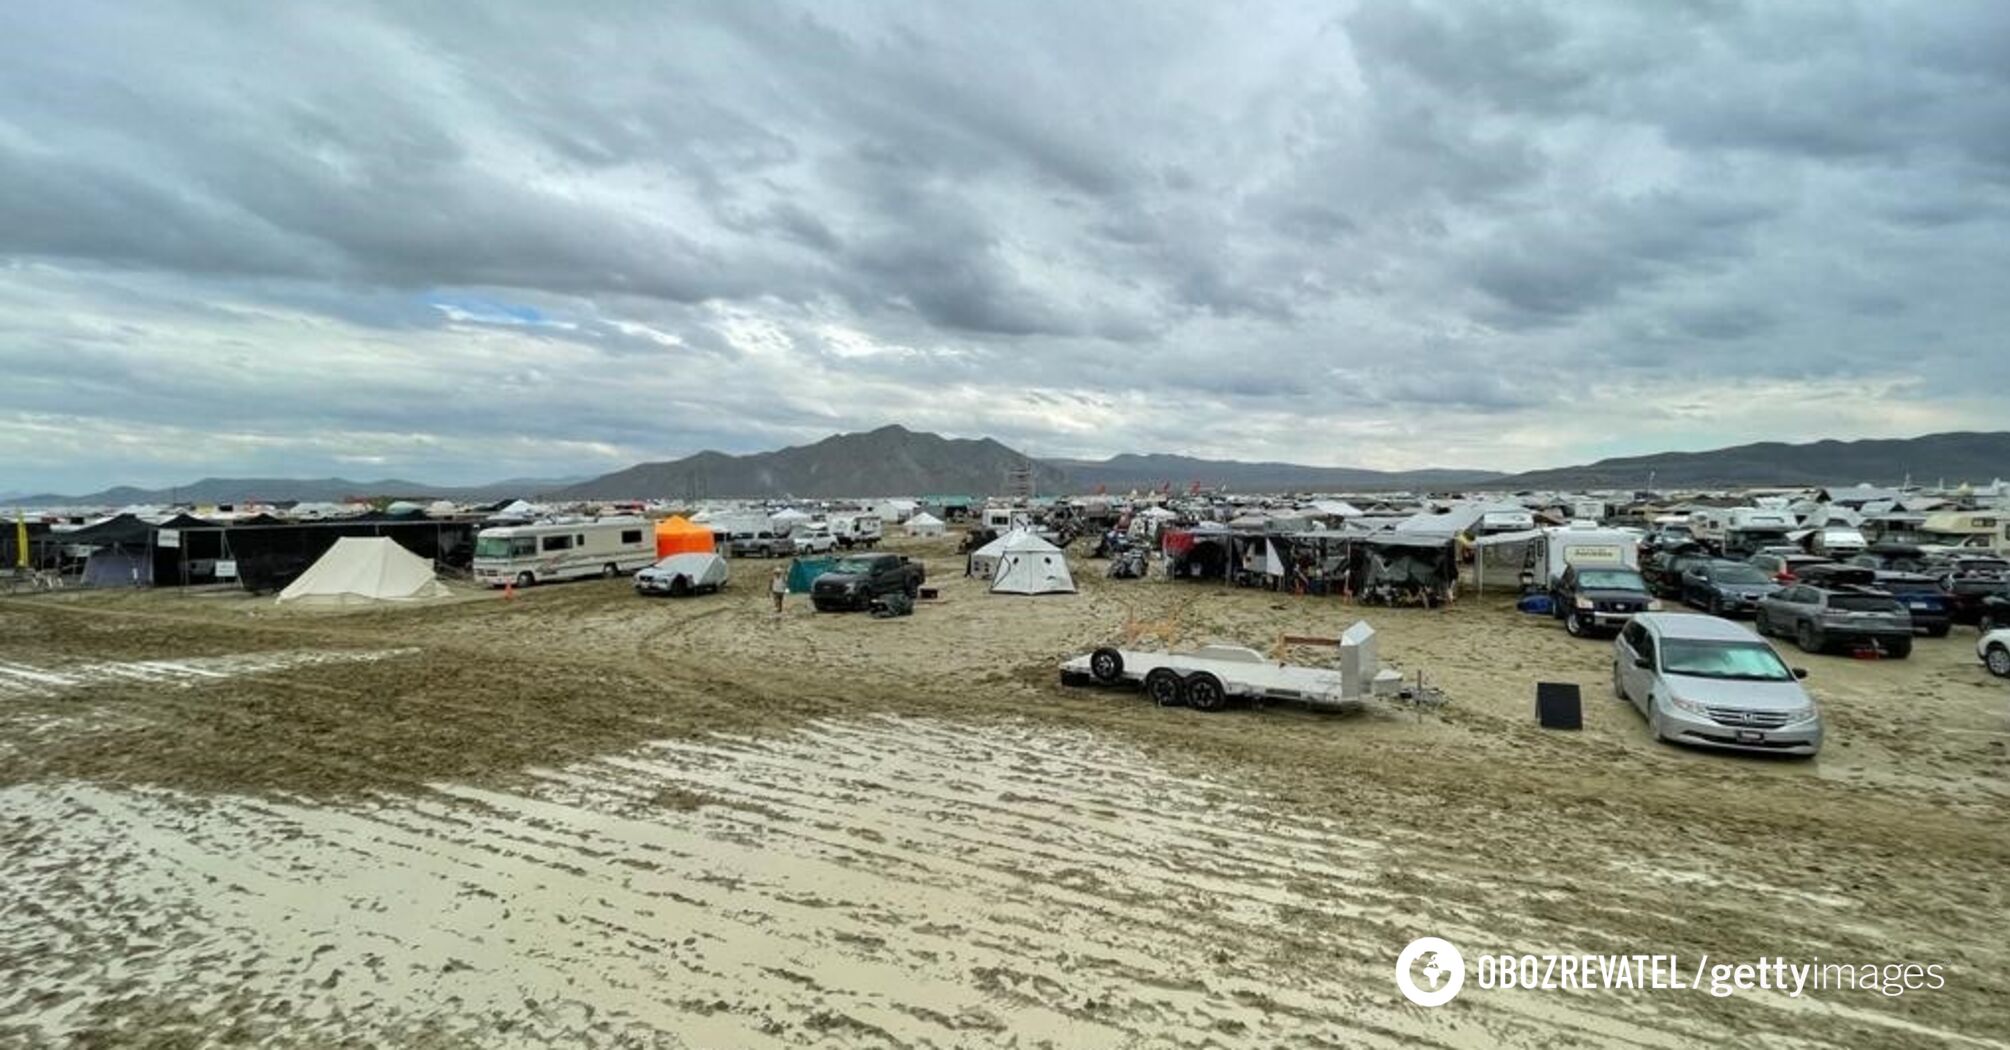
(7, 715), (1988, 1049)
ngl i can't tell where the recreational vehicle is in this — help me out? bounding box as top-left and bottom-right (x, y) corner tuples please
(1537, 523), (1641, 585)
(1917, 511), (2009, 554)
(472, 517), (657, 587)
(828, 513), (884, 549)
(1478, 510), (1536, 536)
(1690, 508), (1798, 557)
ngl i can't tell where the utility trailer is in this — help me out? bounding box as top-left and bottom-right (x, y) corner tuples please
(1060, 621), (1405, 712)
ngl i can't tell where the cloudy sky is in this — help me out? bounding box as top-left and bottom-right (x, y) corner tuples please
(3, 1), (2007, 493)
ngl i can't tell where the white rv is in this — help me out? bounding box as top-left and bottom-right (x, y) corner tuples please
(828, 513), (884, 549)
(1918, 511), (2009, 554)
(1538, 524), (1640, 585)
(1690, 508), (1798, 556)
(1478, 510), (1536, 535)
(472, 516), (657, 587)
(1809, 526), (1868, 557)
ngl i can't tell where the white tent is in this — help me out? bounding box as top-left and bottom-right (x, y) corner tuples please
(905, 511), (946, 537)
(769, 508), (812, 529)
(988, 531), (1076, 595)
(967, 529), (1016, 578)
(277, 537), (451, 606)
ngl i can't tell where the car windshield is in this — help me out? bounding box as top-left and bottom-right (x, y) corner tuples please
(1576, 569), (1646, 590)
(830, 557), (878, 574)
(1709, 564), (1771, 584)
(1661, 640), (1795, 681)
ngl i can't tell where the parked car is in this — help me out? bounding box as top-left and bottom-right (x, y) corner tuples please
(1924, 553), (2010, 627)
(1848, 543), (1930, 574)
(1551, 565), (1660, 638)
(1747, 552), (1834, 585)
(633, 552), (729, 597)
(1755, 583), (1914, 658)
(1643, 548), (1714, 599)
(1868, 572), (1953, 637)
(791, 524), (839, 555)
(1980, 593), (2010, 634)
(1979, 627), (2010, 678)
(810, 553), (926, 612)
(726, 530), (789, 558)
(1613, 613), (1820, 756)
(1679, 559), (1780, 617)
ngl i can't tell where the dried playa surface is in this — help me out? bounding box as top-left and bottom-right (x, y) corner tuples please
(1, 535), (2006, 1048)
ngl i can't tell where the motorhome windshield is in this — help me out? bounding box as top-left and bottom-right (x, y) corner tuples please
(474, 536), (535, 559)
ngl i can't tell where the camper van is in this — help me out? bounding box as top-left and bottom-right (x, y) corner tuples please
(472, 516), (657, 587)
(1690, 508), (1798, 557)
(1538, 523), (1641, 585)
(828, 513), (884, 549)
(1809, 526), (1868, 557)
(1918, 511), (2009, 554)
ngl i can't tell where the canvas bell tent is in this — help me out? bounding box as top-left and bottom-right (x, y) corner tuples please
(276, 537), (450, 606)
(989, 531), (1076, 595)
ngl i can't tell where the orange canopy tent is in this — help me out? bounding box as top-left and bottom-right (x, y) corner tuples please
(654, 516), (715, 558)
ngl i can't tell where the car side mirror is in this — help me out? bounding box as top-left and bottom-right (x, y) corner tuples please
(1633, 656), (1652, 669)
(1792, 668), (1809, 680)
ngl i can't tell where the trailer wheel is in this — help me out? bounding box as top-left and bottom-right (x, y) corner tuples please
(1185, 672), (1228, 712)
(1089, 647), (1124, 683)
(1144, 667), (1185, 707)
(602, 563), (620, 579)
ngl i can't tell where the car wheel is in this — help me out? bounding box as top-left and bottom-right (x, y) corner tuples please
(1986, 644), (2010, 678)
(1612, 663), (1627, 701)
(1796, 621), (1824, 653)
(1185, 673), (1229, 712)
(1647, 705), (1670, 744)
(1885, 639), (1912, 660)
(1565, 611), (1587, 637)
(1144, 668), (1185, 707)
(1708, 594), (1723, 616)
(1089, 647), (1124, 684)
(1754, 610), (1772, 636)
(669, 575), (691, 598)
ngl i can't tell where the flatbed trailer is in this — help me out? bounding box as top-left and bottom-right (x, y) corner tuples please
(1060, 621), (1405, 712)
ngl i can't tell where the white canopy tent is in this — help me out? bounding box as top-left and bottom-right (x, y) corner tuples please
(904, 511), (946, 537)
(988, 531), (1076, 595)
(277, 537), (450, 606)
(769, 508), (812, 529)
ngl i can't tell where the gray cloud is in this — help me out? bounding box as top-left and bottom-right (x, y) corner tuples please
(2, 0), (2008, 493)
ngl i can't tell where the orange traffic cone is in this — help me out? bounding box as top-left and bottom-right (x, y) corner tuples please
(502, 581), (517, 601)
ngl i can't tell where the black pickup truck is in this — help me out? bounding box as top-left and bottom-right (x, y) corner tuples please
(811, 553), (926, 612)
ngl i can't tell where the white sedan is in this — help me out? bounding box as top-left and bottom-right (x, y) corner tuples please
(1979, 628), (2010, 678)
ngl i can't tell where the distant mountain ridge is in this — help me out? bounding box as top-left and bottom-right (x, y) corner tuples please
(1495, 431), (2010, 489)
(1050, 454), (1503, 493)
(546, 426), (1068, 499)
(8, 475), (586, 507)
(14, 428), (2007, 505)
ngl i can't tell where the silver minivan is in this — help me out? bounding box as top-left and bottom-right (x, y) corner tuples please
(1613, 613), (1822, 756)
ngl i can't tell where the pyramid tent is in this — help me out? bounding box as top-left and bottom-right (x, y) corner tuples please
(904, 512), (945, 537)
(989, 532), (1075, 595)
(276, 537), (450, 606)
(967, 529), (1017, 579)
(653, 515), (715, 558)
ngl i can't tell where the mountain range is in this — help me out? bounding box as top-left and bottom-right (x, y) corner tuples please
(5, 476), (586, 507)
(1497, 431), (2010, 489)
(10, 428), (2007, 505)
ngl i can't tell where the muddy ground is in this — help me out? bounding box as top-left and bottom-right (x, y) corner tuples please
(1, 533), (2005, 1048)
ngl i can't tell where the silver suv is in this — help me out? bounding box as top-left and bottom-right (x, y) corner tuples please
(1614, 613), (1821, 756)
(1755, 583), (1913, 658)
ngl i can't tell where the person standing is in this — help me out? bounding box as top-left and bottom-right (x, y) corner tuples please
(770, 566), (787, 614)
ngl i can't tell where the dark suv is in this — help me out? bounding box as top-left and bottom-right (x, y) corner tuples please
(1551, 565), (1659, 638)
(1679, 559), (1779, 617)
(1643, 548), (1714, 599)
(1870, 572), (1953, 637)
(1755, 583), (1914, 658)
